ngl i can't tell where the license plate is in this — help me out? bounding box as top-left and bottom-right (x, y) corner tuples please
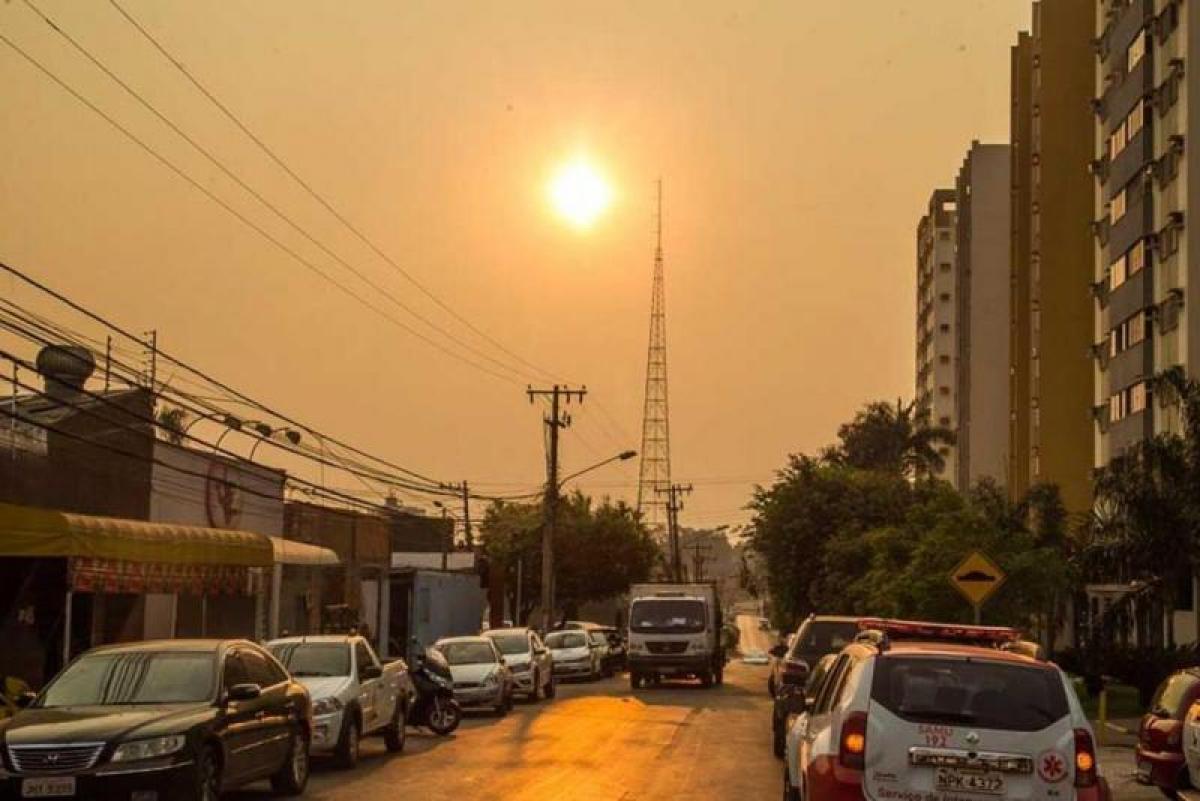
(21, 777), (75, 798)
(934, 768), (1005, 795)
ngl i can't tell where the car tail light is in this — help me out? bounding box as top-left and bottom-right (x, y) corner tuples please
(1074, 729), (1097, 788)
(839, 712), (868, 770)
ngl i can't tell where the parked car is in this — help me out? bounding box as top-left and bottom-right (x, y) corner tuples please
(1142, 667), (1200, 796)
(0, 639), (311, 801)
(742, 648), (770, 666)
(768, 615), (859, 699)
(434, 636), (514, 715)
(587, 630), (614, 677)
(482, 627), (556, 701)
(783, 619), (1108, 801)
(545, 630), (600, 680)
(268, 634), (411, 768)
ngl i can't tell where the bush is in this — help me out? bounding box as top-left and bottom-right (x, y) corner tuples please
(1057, 644), (1200, 708)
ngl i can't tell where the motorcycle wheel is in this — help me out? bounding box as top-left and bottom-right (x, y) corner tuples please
(427, 696), (462, 735)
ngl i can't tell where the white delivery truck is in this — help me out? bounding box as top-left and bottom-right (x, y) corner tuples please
(626, 582), (728, 689)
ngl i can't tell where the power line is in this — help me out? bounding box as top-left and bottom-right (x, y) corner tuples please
(104, 0), (566, 386)
(0, 260), (457, 489)
(0, 28), (523, 387)
(21, 0), (542, 386)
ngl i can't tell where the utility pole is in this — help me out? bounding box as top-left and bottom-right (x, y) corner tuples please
(527, 384), (586, 632)
(687, 542), (713, 582)
(143, 330), (157, 390)
(655, 483), (692, 581)
(460, 481), (473, 549)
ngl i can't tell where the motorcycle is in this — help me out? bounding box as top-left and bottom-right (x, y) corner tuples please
(408, 646), (462, 736)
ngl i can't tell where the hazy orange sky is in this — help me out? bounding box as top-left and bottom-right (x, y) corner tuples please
(1, 1), (1031, 528)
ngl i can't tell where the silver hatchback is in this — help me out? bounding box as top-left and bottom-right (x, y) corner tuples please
(483, 628), (556, 701)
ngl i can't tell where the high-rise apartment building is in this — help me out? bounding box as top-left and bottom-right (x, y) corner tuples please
(916, 189), (959, 483)
(1009, 1), (1096, 514)
(956, 143), (1013, 490)
(1092, 0), (1187, 465)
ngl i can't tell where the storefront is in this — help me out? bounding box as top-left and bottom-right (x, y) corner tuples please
(0, 501), (273, 686)
(268, 536), (341, 639)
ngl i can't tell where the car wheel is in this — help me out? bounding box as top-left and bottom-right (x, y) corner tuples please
(545, 674), (557, 699)
(193, 746), (220, 801)
(630, 671), (642, 690)
(772, 720), (786, 759)
(494, 692), (509, 717)
(715, 665), (724, 686)
(529, 671), (542, 702)
(269, 729), (310, 796)
(383, 703), (406, 753)
(700, 670), (714, 688)
(333, 714), (360, 770)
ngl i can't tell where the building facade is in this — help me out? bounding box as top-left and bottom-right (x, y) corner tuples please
(1009, 2), (1096, 514)
(916, 189), (959, 483)
(956, 142), (1014, 489)
(1093, 0), (1188, 466)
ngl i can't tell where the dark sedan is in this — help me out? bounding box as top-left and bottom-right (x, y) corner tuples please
(0, 639), (311, 801)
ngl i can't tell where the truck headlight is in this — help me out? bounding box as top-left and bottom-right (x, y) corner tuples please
(312, 696), (344, 716)
(510, 662), (531, 674)
(111, 735), (187, 763)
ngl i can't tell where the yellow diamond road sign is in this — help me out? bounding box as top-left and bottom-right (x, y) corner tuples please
(949, 551), (1006, 608)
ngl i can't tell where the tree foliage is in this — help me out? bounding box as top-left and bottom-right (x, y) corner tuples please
(478, 492), (658, 624)
(748, 399), (1073, 639)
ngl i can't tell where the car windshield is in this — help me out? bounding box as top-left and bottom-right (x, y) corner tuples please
(630, 599), (706, 633)
(269, 643), (351, 677)
(871, 656), (1069, 732)
(437, 641), (497, 665)
(488, 634), (530, 656)
(790, 621), (858, 660)
(1152, 671), (1200, 718)
(546, 632), (588, 649)
(41, 651), (216, 707)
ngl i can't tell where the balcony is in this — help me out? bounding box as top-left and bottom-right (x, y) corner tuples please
(1108, 267), (1151, 325)
(1108, 190), (1153, 257)
(1107, 125), (1152, 193)
(1107, 338), (1152, 390)
(1102, 54), (1153, 128)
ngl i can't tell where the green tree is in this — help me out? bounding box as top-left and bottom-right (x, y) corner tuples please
(478, 492), (658, 624)
(828, 399), (956, 478)
(155, 406), (188, 445)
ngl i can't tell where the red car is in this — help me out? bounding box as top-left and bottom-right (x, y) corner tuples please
(1138, 668), (1200, 796)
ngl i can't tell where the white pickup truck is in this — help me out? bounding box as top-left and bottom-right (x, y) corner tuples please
(268, 635), (412, 768)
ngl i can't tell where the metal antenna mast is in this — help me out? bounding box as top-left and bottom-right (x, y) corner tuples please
(637, 180), (672, 532)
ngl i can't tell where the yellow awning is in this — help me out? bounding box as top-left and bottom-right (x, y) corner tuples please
(0, 502), (273, 567)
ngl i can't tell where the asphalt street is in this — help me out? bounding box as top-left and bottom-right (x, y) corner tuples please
(231, 662), (780, 800)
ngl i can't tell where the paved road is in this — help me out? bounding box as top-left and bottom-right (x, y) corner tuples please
(231, 661), (779, 801)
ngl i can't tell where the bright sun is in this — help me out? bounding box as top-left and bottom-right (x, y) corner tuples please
(549, 160), (613, 229)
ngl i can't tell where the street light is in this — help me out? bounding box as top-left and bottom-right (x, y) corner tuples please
(248, 427), (302, 462)
(557, 449), (637, 489)
(212, 418), (273, 453)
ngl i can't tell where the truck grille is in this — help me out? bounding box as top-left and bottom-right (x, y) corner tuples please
(453, 682), (481, 690)
(646, 641), (688, 655)
(9, 743), (105, 774)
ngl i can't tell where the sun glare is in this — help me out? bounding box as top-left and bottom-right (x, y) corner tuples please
(549, 160), (612, 229)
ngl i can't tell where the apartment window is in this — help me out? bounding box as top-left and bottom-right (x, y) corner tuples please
(939, 355), (951, 365)
(939, 416), (951, 427)
(940, 323), (951, 333)
(939, 292), (951, 302)
(1110, 185), (1127, 222)
(938, 386), (950, 396)
(938, 231), (951, 241)
(1110, 239), (1147, 290)
(1157, 0), (1181, 43)
(1126, 32), (1146, 73)
(1109, 310), (1148, 356)
(1111, 381), (1150, 421)
(1109, 100), (1145, 159)
(1159, 220), (1182, 258)
(939, 262), (952, 272)
(1108, 120), (1128, 158)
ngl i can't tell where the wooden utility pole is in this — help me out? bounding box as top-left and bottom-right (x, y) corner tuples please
(655, 483), (692, 581)
(460, 481), (473, 549)
(687, 542), (713, 582)
(527, 385), (586, 632)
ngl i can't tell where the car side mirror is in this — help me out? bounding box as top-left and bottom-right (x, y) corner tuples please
(361, 664), (383, 680)
(781, 690), (808, 715)
(15, 691), (36, 709)
(226, 683), (262, 702)
(769, 644), (788, 659)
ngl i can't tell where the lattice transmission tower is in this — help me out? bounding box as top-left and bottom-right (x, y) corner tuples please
(637, 180), (672, 531)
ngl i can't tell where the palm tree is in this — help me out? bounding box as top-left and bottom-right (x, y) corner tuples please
(832, 399), (956, 479)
